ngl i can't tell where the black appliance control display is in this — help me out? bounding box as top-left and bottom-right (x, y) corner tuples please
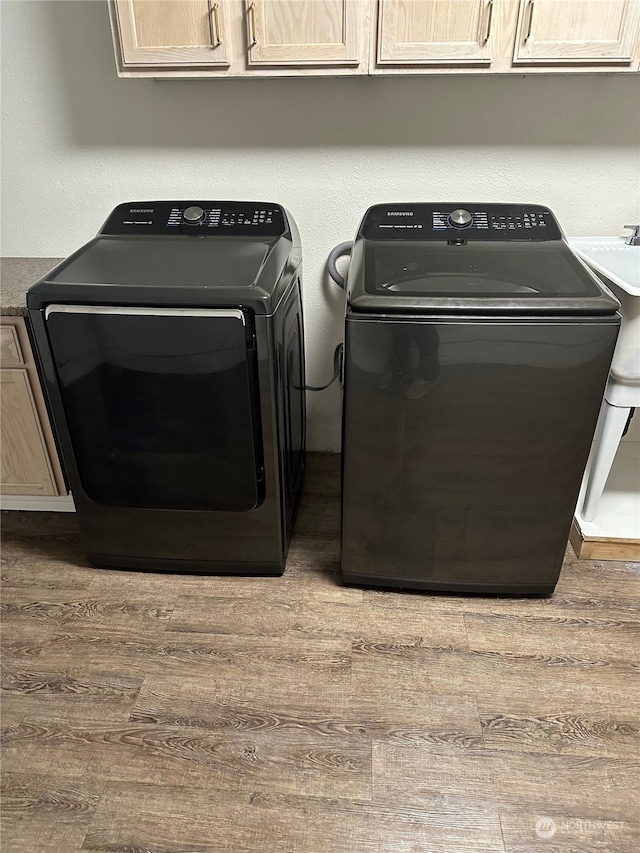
(102, 201), (286, 237)
(362, 204), (563, 241)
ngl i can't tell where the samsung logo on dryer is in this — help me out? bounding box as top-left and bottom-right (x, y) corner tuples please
(129, 208), (154, 213)
(386, 211), (414, 216)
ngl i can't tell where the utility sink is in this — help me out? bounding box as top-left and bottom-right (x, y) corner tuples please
(569, 236), (640, 296)
(569, 236), (640, 524)
(568, 237), (640, 391)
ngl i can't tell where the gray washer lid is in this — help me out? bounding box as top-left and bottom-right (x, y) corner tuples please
(348, 239), (620, 316)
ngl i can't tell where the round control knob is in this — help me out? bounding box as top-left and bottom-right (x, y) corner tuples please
(182, 205), (205, 225)
(448, 209), (473, 229)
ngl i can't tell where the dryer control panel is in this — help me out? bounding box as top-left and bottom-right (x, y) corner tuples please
(362, 204), (563, 241)
(101, 201), (287, 237)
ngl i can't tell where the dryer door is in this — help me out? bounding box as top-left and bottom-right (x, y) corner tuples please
(45, 306), (263, 512)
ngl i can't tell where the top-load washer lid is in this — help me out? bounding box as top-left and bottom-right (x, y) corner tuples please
(348, 203), (620, 316)
(27, 201), (301, 315)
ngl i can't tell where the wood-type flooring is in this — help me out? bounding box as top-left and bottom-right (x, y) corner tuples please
(1, 454), (639, 852)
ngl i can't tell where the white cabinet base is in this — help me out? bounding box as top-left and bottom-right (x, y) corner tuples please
(572, 441), (640, 561)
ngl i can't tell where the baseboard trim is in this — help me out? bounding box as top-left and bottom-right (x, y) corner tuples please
(570, 518), (640, 561)
(0, 494), (76, 512)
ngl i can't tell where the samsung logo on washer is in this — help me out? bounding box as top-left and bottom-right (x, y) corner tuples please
(130, 208), (154, 213)
(387, 211), (414, 216)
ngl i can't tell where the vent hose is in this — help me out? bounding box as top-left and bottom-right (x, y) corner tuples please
(326, 241), (352, 290)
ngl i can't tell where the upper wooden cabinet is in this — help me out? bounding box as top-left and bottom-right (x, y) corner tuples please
(377, 0), (495, 65)
(110, 0), (369, 74)
(246, 0), (362, 66)
(513, 0), (640, 65)
(113, 0), (230, 68)
(108, 0), (640, 75)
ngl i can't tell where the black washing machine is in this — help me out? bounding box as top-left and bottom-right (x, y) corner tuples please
(341, 203), (619, 594)
(28, 201), (305, 575)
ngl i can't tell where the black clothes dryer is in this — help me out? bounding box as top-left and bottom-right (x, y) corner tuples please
(341, 203), (620, 594)
(28, 201), (305, 575)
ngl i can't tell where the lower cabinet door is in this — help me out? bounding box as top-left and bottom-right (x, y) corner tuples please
(1, 369), (59, 496)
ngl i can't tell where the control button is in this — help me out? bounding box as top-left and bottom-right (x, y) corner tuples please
(182, 206), (205, 224)
(449, 209), (473, 229)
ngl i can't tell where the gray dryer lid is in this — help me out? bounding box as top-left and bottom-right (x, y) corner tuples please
(27, 201), (301, 315)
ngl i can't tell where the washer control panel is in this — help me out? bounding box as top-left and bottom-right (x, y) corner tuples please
(102, 201), (286, 236)
(362, 204), (562, 241)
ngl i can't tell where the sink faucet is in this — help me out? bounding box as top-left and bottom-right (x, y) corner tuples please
(623, 224), (640, 246)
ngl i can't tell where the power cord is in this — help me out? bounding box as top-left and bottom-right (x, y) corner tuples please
(303, 343), (344, 391)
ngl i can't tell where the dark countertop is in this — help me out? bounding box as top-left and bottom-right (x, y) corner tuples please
(1, 258), (63, 316)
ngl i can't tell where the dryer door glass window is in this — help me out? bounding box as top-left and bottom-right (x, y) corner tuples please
(46, 307), (263, 512)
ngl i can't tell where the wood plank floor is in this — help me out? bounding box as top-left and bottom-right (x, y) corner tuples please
(2, 453), (639, 853)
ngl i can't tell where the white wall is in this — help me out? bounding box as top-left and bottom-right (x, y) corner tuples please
(2, 1), (639, 450)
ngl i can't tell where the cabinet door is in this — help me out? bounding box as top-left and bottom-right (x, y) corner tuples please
(514, 0), (640, 64)
(113, 0), (229, 67)
(377, 0), (495, 65)
(0, 326), (23, 366)
(246, 0), (362, 66)
(1, 370), (59, 496)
